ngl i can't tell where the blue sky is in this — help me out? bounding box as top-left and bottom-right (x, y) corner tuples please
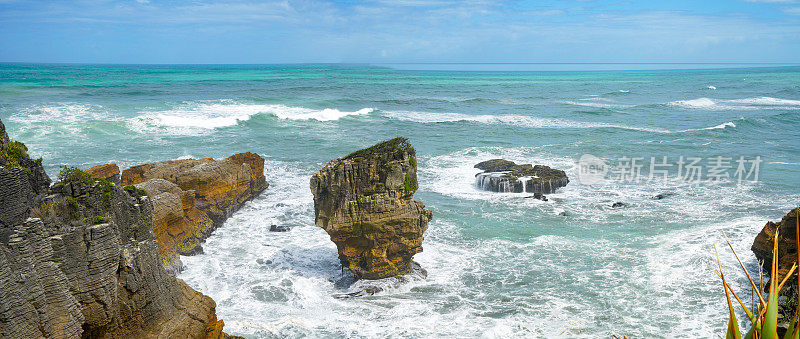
(0, 0), (799, 64)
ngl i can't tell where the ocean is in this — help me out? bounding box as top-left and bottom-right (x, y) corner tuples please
(1, 63), (799, 337)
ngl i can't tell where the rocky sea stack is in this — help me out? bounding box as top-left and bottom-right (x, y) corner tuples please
(0, 118), (229, 338)
(474, 159), (569, 194)
(310, 137), (432, 279)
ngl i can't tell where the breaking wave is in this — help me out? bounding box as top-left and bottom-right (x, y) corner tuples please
(381, 110), (668, 133)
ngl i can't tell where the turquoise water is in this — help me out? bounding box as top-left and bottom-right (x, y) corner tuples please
(1, 63), (799, 337)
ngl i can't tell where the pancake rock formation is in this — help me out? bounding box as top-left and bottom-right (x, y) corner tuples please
(310, 137), (432, 279)
(94, 153), (268, 272)
(0, 118), (230, 338)
(474, 159), (569, 194)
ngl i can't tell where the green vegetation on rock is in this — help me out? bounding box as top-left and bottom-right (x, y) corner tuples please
(403, 172), (418, 192)
(92, 216), (108, 224)
(123, 185), (147, 197)
(344, 137), (415, 160)
(58, 166), (95, 185)
(0, 140), (29, 168)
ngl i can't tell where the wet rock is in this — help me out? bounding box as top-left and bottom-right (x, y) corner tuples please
(652, 192), (676, 200)
(269, 224), (290, 232)
(524, 192), (548, 201)
(611, 202), (627, 208)
(558, 211), (569, 216)
(311, 137), (432, 280)
(474, 159), (568, 194)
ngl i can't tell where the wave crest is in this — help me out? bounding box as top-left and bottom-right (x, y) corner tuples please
(135, 101), (374, 131)
(382, 110), (668, 133)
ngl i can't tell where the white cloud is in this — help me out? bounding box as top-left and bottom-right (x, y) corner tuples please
(742, 0), (795, 3)
(525, 9), (565, 16)
(783, 6), (800, 14)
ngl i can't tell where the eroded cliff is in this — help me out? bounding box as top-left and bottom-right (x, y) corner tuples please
(0, 118), (229, 338)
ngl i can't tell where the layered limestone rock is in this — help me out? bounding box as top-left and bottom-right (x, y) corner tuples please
(92, 153), (268, 270)
(474, 159), (569, 194)
(310, 137), (432, 279)
(135, 179), (214, 273)
(120, 152), (268, 225)
(1, 119), (51, 228)
(0, 118), (229, 338)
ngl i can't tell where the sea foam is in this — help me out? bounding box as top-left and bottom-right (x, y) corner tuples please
(382, 110), (668, 133)
(138, 100), (374, 130)
(668, 96), (800, 110)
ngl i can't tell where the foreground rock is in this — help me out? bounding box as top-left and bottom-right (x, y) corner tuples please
(752, 208), (800, 329)
(94, 153), (268, 271)
(474, 159), (568, 194)
(0, 118), (229, 338)
(311, 137), (432, 279)
(752, 208), (799, 285)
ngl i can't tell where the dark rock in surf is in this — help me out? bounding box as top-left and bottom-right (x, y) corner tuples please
(269, 224), (290, 232)
(653, 192), (676, 200)
(474, 159), (568, 194)
(524, 193), (548, 201)
(611, 202), (627, 208)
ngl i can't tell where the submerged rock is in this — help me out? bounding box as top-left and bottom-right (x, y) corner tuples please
(269, 224), (290, 232)
(474, 159), (568, 194)
(0, 118), (230, 338)
(652, 192), (676, 200)
(611, 202), (627, 208)
(524, 192), (548, 201)
(311, 137), (432, 280)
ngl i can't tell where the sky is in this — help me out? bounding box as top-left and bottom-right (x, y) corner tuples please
(0, 0), (799, 64)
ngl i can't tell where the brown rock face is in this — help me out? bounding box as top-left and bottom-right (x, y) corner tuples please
(752, 208), (800, 284)
(136, 179), (215, 273)
(0, 118), (229, 338)
(113, 153), (267, 270)
(310, 138), (432, 279)
(121, 152), (268, 224)
(85, 163), (121, 184)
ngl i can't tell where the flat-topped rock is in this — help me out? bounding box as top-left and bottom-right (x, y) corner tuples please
(474, 159), (569, 194)
(121, 152), (267, 224)
(311, 137), (432, 279)
(91, 153), (269, 270)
